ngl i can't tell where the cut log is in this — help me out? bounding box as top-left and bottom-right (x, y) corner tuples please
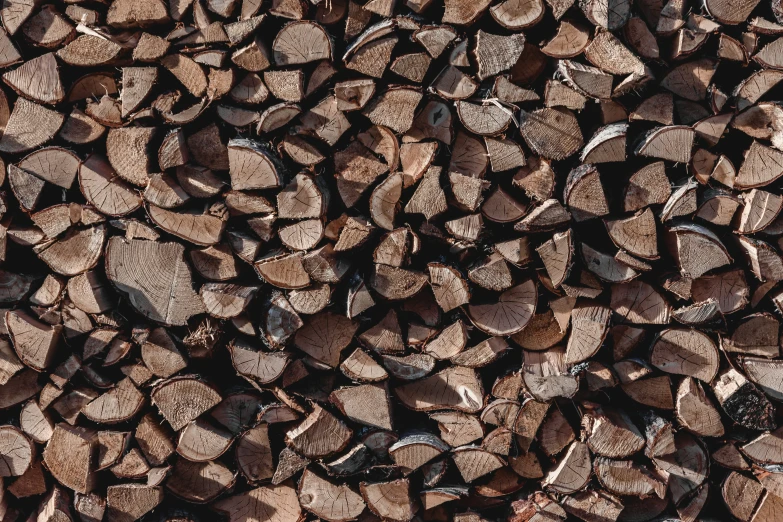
(712, 368), (776, 431)
(7, 309), (60, 371)
(298, 469), (365, 521)
(44, 424), (96, 494)
(150, 377), (221, 431)
(105, 238), (205, 325)
(214, 484), (301, 522)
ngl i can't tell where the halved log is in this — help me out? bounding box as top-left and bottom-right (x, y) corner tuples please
(214, 484), (301, 522)
(667, 222), (731, 278)
(230, 339), (289, 384)
(467, 281), (536, 336)
(389, 433), (448, 473)
(151, 377), (221, 431)
(135, 414), (174, 466)
(564, 165), (609, 221)
(79, 155), (142, 217)
(273, 21), (331, 65)
(59, 109), (105, 145)
(331, 383), (392, 430)
(611, 280), (671, 324)
(581, 123), (627, 163)
(743, 357), (783, 400)
(734, 69), (783, 111)
(541, 20), (589, 57)
(660, 58), (716, 101)
(650, 328), (718, 382)
(340, 348), (387, 382)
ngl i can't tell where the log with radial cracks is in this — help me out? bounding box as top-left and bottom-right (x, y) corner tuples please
(0, 0), (778, 516)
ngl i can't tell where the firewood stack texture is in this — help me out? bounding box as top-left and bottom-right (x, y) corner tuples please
(1, 0), (783, 519)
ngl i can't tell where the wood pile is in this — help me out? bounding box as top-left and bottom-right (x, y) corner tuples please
(1, 0), (783, 519)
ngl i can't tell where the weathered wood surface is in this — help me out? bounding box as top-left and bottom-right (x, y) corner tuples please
(0, 0), (780, 519)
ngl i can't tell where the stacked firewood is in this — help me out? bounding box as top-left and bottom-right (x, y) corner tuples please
(0, 0), (783, 519)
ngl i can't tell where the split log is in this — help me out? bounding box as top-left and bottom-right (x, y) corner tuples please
(105, 238), (205, 325)
(0, 0), (774, 516)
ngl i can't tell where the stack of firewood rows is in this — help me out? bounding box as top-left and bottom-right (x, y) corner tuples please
(3, 0), (783, 518)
